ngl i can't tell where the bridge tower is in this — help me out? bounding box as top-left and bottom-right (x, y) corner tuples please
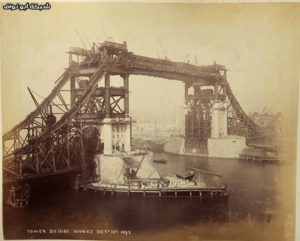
(68, 41), (132, 157)
(211, 100), (228, 138)
(100, 74), (131, 155)
(184, 78), (228, 154)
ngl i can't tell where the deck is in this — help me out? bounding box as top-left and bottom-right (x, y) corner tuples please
(79, 183), (229, 199)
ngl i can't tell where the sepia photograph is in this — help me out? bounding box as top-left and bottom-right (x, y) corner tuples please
(1, 2), (300, 241)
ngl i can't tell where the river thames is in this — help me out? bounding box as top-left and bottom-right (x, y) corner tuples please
(3, 152), (279, 240)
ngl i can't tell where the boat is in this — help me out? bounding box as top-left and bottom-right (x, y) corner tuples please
(153, 158), (167, 164)
(176, 170), (194, 180)
(80, 151), (229, 200)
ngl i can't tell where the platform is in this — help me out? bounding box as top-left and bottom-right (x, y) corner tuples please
(79, 183), (229, 200)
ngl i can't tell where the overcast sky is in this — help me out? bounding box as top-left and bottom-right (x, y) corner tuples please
(1, 3), (300, 132)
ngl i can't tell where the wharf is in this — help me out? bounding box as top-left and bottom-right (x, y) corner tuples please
(239, 154), (280, 164)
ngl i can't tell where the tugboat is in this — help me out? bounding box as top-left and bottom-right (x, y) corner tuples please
(81, 151), (229, 200)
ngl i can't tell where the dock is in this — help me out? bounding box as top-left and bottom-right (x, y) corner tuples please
(239, 154), (280, 164)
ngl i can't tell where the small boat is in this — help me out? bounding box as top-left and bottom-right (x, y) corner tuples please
(176, 170), (194, 180)
(153, 159), (167, 164)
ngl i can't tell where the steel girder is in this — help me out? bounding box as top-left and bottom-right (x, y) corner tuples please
(2, 41), (259, 186)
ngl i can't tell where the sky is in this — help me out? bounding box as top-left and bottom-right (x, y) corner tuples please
(1, 3), (300, 132)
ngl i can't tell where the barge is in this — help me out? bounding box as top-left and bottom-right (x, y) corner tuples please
(80, 151), (229, 200)
(80, 183), (228, 199)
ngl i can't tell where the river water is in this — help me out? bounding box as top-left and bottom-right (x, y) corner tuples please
(3, 152), (278, 240)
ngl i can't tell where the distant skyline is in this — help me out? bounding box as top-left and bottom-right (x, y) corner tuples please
(2, 3), (300, 133)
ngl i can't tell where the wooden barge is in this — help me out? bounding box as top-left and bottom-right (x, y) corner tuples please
(87, 153), (229, 201)
(79, 183), (229, 199)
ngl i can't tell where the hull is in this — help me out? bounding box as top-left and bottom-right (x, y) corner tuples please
(80, 183), (229, 200)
